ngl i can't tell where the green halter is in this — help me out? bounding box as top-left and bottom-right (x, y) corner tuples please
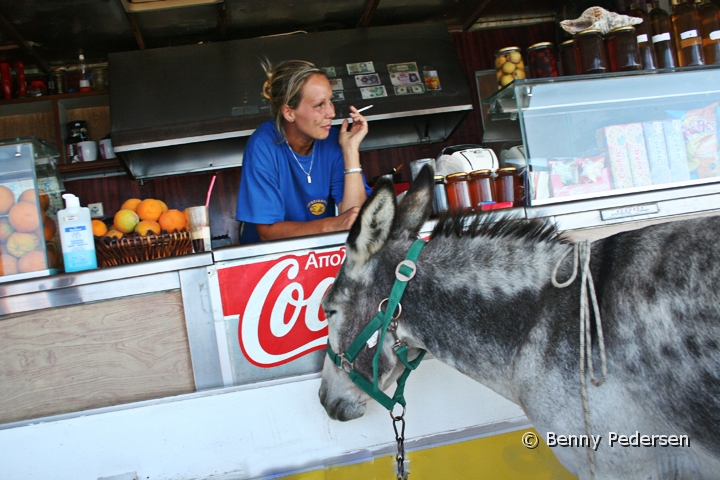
(326, 239), (427, 411)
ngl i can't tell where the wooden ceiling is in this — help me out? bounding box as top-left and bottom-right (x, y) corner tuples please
(0, 0), (623, 73)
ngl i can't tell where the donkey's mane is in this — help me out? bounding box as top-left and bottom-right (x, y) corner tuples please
(430, 212), (568, 245)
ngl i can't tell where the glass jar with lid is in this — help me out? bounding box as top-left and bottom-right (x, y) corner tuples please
(445, 172), (472, 212)
(432, 175), (449, 215)
(574, 28), (609, 74)
(495, 47), (526, 89)
(527, 42), (559, 78)
(468, 169), (495, 210)
(559, 39), (578, 75)
(494, 167), (524, 207)
(606, 26), (643, 71)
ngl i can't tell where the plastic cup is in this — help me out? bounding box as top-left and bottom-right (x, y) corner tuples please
(186, 205), (211, 252)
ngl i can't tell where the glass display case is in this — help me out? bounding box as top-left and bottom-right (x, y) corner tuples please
(0, 137), (64, 282)
(484, 66), (720, 206)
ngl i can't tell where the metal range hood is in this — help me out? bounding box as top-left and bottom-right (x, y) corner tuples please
(108, 23), (473, 180)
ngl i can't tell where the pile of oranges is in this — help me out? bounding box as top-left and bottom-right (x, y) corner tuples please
(94, 197), (188, 239)
(0, 185), (58, 276)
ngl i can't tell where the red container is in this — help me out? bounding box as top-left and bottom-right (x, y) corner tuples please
(528, 42), (559, 78)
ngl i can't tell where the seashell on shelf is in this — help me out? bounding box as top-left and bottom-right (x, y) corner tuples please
(560, 6), (643, 35)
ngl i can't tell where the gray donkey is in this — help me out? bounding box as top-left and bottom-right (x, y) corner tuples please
(319, 165), (720, 479)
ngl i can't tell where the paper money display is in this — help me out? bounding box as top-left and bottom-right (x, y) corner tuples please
(360, 85), (388, 99)
(390, 72), (422, 86)
(387, 62), (418, 74)
(329, 78), (344, 91)
(322, 66), (337, 78)
(423, 70), (442, 90)
(394, 84), (425, 95)
(331, 91), (345, 102)
(355, 73), (381, 87)
(346, 61), (375, 74)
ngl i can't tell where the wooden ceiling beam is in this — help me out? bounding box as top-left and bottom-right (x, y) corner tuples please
(0, 9), (50, 73)
(461, 0), (493, 32)
(357, 0), (381, 28)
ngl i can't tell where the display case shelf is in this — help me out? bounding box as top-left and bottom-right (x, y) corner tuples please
(483, 66), (720, 207)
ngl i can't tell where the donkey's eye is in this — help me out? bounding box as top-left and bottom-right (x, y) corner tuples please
(325, 309), (337, 319)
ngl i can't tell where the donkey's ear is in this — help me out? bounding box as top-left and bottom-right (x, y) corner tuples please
(345, 178), (396, 270)
(390, 164), (434, 239)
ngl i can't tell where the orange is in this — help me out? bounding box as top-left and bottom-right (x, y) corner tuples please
(1, 253), (18, 275)
(0, 185), (15, 214)
(43, 216), (57, 241)
(105, 229), (124, 240)
(120, 198), (142, 212)
(8, 201), (40, 233)
(18, 250), (47, 273)
(6, 231), (40, 258)
(157, 199), (169, 212)
(91, 219), (108, 236)
(136, 198), (164, 221)
(113, 209), (140, 234)
(18, 189), (50, 213)
(0, 218), (16, 243)
(136, 219), (161, 236)
(159, 209), (187, 232)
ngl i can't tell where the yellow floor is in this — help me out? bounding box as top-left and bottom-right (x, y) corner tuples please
(281, 428), (577, 480)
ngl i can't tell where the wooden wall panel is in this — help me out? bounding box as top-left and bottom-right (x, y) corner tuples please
(63, 26), (558, 246)
(0, 291), (195, 424)
(0, 112), (56, 150)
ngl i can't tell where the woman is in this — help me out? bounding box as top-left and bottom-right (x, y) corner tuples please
(236, 59), (371, 243)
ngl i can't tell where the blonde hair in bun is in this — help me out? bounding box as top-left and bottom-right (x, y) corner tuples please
(260, 58), (325, 140)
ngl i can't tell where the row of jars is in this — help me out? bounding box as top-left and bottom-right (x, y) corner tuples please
(432, 167), (525, 215)
(494, 0), (720, 86)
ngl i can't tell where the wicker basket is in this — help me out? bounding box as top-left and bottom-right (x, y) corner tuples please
(94, 230), (193, 267)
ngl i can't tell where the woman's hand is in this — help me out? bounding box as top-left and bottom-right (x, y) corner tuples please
(338, 106), (369, 153)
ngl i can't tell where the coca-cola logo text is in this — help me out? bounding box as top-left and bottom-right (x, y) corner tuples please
(217, 247), (345, 368)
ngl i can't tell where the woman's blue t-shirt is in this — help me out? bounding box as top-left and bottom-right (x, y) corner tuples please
(236, 120), (369, 244)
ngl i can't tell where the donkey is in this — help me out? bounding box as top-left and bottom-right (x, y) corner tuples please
(319, 166), (720, 479)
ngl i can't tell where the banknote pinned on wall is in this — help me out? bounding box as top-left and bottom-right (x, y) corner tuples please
(390, 71), (423, 86)
(330, 78), (344, 91)
(331, 91), (345, 102)
(360, 85), (388, 99)
(322, 66), (337, 78)
(394, 84), (426, 96)
(347, 61), (375, 75)
(355, 73), (382, 87)
(387, 62), (418, 74)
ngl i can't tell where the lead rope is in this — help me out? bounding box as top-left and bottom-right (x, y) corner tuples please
(391, 407), (408, 480)
(551, 240), (607, 480)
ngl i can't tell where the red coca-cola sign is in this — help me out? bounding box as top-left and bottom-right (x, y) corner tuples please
(217, 247), (345, 368)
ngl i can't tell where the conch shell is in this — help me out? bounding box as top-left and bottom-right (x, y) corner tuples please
(560, 7), (642, 35)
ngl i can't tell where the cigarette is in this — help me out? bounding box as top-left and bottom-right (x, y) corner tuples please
(355, 105), (373, 114)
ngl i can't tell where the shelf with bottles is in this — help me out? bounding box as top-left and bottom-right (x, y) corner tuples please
(483, 65), (720, 206)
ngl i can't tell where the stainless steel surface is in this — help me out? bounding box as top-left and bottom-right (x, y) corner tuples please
(109, 23), (472, 180)
(179, 266), (225, 391)
(0, 252), (213, 299)
(0, 271), (180, 316)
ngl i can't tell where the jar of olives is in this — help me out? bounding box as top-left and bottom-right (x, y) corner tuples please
(495, 46), (526, 89)
(527, 42), (559, 78)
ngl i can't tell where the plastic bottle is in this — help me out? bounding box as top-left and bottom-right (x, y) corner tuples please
(649, 0), (680, 67)
(14, 61), (26, 97)
(628, 1), (659, 69)
(78, 52), (91, 92)
(671, 0), (705, 65)
(697, 0), (720, 64)
(57, 193), (97, 272)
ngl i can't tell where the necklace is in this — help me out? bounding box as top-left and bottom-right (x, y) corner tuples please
(286, 141), (314, 184)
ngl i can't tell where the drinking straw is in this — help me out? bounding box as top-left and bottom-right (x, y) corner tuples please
(206, 174), (217, 207)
